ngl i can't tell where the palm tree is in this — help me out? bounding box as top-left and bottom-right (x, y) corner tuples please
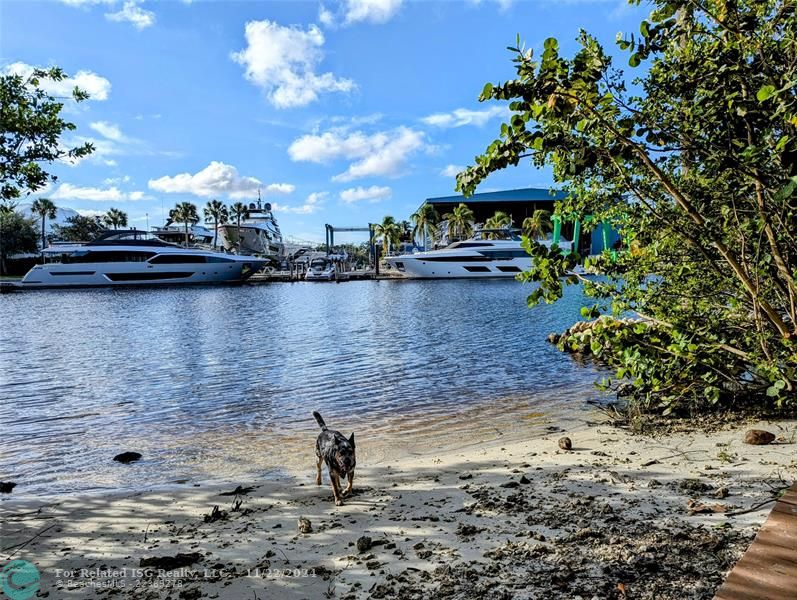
(522, 209), (553, 240)
(229, 202), (250, 253)
(410, 203), (440, 249)
(103, 207), (128, 230)
(372, 215), (402, 256)
(30, 197), (57, 256)
(170, 202), (199, 247)
(203, 199), (229, 249)
(442, 203), (474, 241)
(484, 211), (512, 238)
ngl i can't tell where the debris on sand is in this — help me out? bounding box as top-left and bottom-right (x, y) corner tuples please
(558, 437), (573, 451)
(298, 517), (312, 534)
(139, 552), (202, 571)
(113, 452), (142, 464)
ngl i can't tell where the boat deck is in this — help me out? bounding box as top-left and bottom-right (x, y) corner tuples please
(714, 482), (797, 600)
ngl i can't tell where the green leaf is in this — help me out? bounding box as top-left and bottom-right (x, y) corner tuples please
(543, 37), (558, 51)
(756, 85), (776, 102)
(481, 82), (493, 99)
(629, 53), (641, 67)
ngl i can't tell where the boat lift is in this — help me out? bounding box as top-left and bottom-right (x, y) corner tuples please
(324, 223), (376, 260)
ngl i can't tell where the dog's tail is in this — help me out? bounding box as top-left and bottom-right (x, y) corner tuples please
(312, 411), (327, 431)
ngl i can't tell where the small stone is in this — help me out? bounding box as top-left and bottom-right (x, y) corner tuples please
(298, 517), (312, 534)
(0, 482), (16, 494)
(113, 452), (142, 464)
(500, 481), (520, 489)
(558, 437), (572, 451)
(356, 536), (372, 553)
(744, 429), (776, 445)
(458, 473), (473, 480)
(714, 487), (729, 499)
(519, 475), (531, 485)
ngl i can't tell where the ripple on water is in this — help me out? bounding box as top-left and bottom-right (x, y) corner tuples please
(0, 279), (605, 496)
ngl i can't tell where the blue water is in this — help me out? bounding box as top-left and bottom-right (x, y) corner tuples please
(0, 280), (604, 496)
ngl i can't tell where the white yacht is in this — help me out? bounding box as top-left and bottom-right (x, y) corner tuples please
(217, 200), (284, 258)
(305, 257), (336, 281)
(20, 230), (267, 288)
(385, 229), (572, 279)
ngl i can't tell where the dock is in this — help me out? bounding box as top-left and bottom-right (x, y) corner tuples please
(714, 482), (797, 600)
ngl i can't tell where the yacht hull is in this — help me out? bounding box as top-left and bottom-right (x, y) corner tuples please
(20, 260), (265, 288)
(386, 255), (532, 279)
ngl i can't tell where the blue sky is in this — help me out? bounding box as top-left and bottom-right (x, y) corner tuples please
(1, 0), (647, 243)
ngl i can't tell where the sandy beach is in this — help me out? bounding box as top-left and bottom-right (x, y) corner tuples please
(2, 415), (795, 599)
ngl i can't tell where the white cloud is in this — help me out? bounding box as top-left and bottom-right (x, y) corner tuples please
(51, 183), (149, 202)
(288, 126), (427, 182)
(319, 5), (336, 27)
(340, 185), (392, 204)
(103, 175), (131, 185)
(440, 164), (465, 178)
(274, 191), (327, 214)
(148, 161), (294, 200)
(3, 62), (111, 101)
(231, 20), (355, 109)
(105, 1), (155, 29)
(76, 209), (108, 218)
(466, 0), (514, 10)
(421, 106), (509, 128)
(90, 121), (127, 142)
(344, 0), (403, 24)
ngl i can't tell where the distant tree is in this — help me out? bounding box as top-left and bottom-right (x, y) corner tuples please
(0, 66), (94, 201)
(0, 205), (38, 273)
(30, 197), (57, 255)
(521, 210), (553, 240)
(410, 203), (440, 248)
(170, 202), (199, 247)
(399, 220), (412, 242)
(229, 202), (250, 252)
(372, 215), (402, 256)
(103, 207), (128, 230)
(443, 203), (474, 241)
(203, 199), (229, 249)
(51, 214), (105, 242)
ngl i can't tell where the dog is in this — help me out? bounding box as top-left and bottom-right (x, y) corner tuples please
(313, 411), (356, 506)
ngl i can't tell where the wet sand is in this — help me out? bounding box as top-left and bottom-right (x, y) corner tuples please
(1, 416), (796, 599)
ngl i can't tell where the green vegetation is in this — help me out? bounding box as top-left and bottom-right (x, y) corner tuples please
(1, 67), (94, 202)
(522, 210), (553, 240)
(0, 206), (37, 273)
(170, 202), (199, 247)
(410, 203), (440, 248)
(458, 0), (797, 416)
(52, 214), (105, 242)
(373, 215), (402, 256)
(30, 198), (57, 256)
(443, 203), (475, 241)
(103, 207), (128, 230)
(229, 202), (250, 250)
(203, 199), (229, 249)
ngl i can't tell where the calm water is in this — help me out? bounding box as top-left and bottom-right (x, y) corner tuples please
(0, 280), (604, 497)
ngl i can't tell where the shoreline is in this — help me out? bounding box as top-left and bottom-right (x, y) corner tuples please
(1, 416), (795, 599)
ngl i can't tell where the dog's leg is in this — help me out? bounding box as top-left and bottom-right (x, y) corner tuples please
(330, 471), (343, 506)
(343, 471), (354, 497)
(316, 456), (323, 485)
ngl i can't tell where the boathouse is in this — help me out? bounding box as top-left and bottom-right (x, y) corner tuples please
(420, 187), (619, 255)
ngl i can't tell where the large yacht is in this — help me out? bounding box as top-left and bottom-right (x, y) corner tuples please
(20, 230), (267, 288)
(385, 228), (572, 279)
(217, 199), (284, 258)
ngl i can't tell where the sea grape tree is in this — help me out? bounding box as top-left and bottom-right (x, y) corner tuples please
(458, 0), (797, 414)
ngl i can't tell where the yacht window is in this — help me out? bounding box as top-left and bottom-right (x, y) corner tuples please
(477, 250), (529, 259)
(205, 256), (235, 263)
(464, 266), (491, 272)
(149, 254), (207, 264)
(497, 266), (522, 273)
(69, 250), (156, 263)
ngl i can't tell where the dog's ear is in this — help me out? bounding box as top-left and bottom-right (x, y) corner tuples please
(349, 432), (355, 449)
